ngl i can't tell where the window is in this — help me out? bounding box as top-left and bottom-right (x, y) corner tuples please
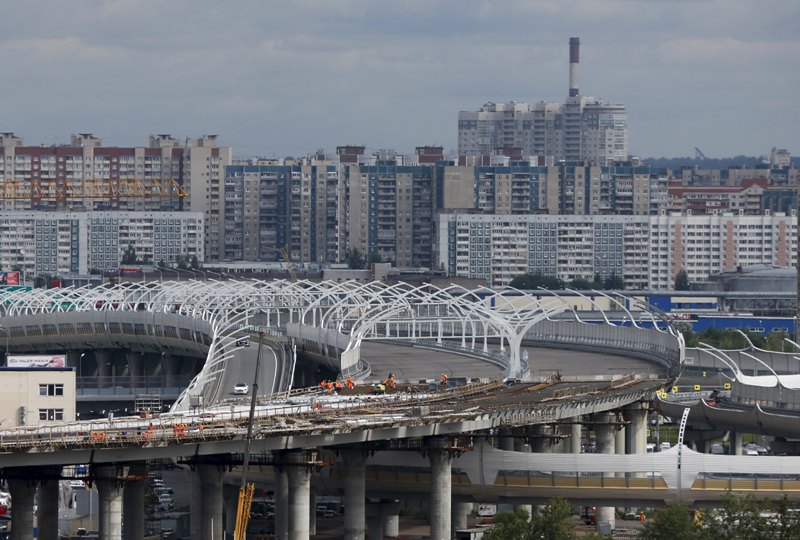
(39, 384), (64, 396)
(38, 408), (64, 421)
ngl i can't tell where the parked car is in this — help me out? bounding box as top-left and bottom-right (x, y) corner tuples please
(233, 382), (249, 395)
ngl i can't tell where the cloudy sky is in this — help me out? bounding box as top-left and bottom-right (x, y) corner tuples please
(1, 0), (797, 159)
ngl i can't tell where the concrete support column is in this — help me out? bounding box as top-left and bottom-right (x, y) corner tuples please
(452, 501), (472, 531)
(731, 431), (744, 455)
(342, 448), (368, 540)
(570, 422), (582, 454)
(498, 428), (514, 451)
(36, 467), (61, 540)
(193, 465), (223, 540)
(427, 438), (454, 540)
(626, 403), (648, 456)
(122, 463), (147, 540)
(284, 451), (312, 540)
(8, 477), (36, 540)
(274, 466), (289, 540)
(512, 430), (532, 519)
(96, 465), (128, 540)
(593, 413), (616, 530)
(615, 425), (626, 478)
(223, 484), (239, 539)
(309, 492), (316, 536)
(383, 501), (400, 538)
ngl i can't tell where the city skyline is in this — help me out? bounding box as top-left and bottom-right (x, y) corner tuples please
(1, 1), (797, 159)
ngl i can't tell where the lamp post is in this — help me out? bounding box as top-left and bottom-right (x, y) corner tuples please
(78, 353), (86, 392)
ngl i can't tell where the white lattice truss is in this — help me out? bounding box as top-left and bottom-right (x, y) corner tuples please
(0, 279), (681, 410)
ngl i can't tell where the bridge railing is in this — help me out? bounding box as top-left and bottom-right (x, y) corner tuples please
(0, 381), (508, 450)
(523, 321), (681, 378)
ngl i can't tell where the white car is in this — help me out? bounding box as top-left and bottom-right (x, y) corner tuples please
(233, 383), (249, 395)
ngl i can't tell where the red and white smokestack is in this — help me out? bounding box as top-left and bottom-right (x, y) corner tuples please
(569, 37), (580, 97)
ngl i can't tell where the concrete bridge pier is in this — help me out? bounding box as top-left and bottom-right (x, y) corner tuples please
(593, 413), (617, 530)
(625, 402), (648, 456)
(452, 501), (472, 531)
(616, 423), (626, 478)
(8, 477), (36, 540)
(382, 500), (400, 538)
(190, 465), (224, 540)
(729, 431), (744, 455)
(514, 430), (533, 519)
(342, 447), (368, 540)
(570, 421), (582, 454)
(223, 483), (239, 538)
(122, 462), (147, 540)
(279, 449), (315, 540)
(96, 464), (129, 540)
(274, 465), (289, 540)
(426, 437), (455, 540)
(36, 467), (62, 540)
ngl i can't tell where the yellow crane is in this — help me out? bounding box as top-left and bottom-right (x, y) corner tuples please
(274, 246), (297, 282)
(234, 332), (265, 540)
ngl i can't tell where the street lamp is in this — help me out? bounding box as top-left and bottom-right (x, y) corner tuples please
(78, 353), (86, 391)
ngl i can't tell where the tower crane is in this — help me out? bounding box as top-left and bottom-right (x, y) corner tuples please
(274, 246), (297, 282)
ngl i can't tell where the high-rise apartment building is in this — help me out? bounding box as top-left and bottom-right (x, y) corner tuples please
(458, 38), (628, 164)
(0, 133), (230, 262)
(0, 211), (203, 277)
(346, 149), (437, 268)
(223, 158), (343, 265)
(438, 211), (796, 289)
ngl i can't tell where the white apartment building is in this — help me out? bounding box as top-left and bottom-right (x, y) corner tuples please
(438, 212), (796, 289)
(0, 211), (203, 277)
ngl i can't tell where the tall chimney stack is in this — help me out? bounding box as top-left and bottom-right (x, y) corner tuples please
(569, 37), (580, 97)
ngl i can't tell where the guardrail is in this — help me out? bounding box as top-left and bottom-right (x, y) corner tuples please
(523, 321), (681, 379)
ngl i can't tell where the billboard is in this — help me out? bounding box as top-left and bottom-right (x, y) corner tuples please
(0, 272), (20, 286)
(7, 354), (66, 368)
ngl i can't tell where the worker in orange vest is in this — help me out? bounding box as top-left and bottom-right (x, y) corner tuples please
(335, 379), (344, 392)
(319, 380), (327, 391)
(388, 375), (397, 389)
(326, 381), (334, 394)
(346, 376), (354, 389)
(439, 373), (449, 386)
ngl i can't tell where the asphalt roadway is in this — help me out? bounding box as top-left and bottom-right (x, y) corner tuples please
(360, 342), (666, 381)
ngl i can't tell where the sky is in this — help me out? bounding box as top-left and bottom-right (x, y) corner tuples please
(1, 0), (798, 160)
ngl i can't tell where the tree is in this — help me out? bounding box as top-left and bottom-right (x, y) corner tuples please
(189, 255), (200, 270)
(638, 503), (703, 540)
(348, 248), (366, 269)
(674, 269), (690, 291)
(121, 244), (139, 265)
(568, 278), (594, 290)
(702, 493), (777, 540)
(368, 251), (383, 265)
(603, 272), (624, 290)
(528, 498), (577, 540)
(176, 255), (188, 270)
(482, 509), (530, 540)
(508, 272), (564, 290)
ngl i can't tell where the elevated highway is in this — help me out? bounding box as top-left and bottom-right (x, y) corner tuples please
(0, 280), (686, 539)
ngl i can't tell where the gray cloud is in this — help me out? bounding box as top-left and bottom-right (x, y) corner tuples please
(1, 0), (797, 158)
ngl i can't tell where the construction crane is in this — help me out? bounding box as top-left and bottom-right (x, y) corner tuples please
(0, 177), (188, 200)
(694, 147), (708, 161)
(234, 332), (265, 540)
(274, 246), (297, 282)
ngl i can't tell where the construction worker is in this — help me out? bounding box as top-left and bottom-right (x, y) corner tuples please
(335, 379), (344, 392)
(326, 381), (334, 394)
(346, 375), (354, 389)
(439, 373), (449, 386)
(639, 511), (645, 523)
(388, 374), (396, 390)
(319, 380), (327, 392)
